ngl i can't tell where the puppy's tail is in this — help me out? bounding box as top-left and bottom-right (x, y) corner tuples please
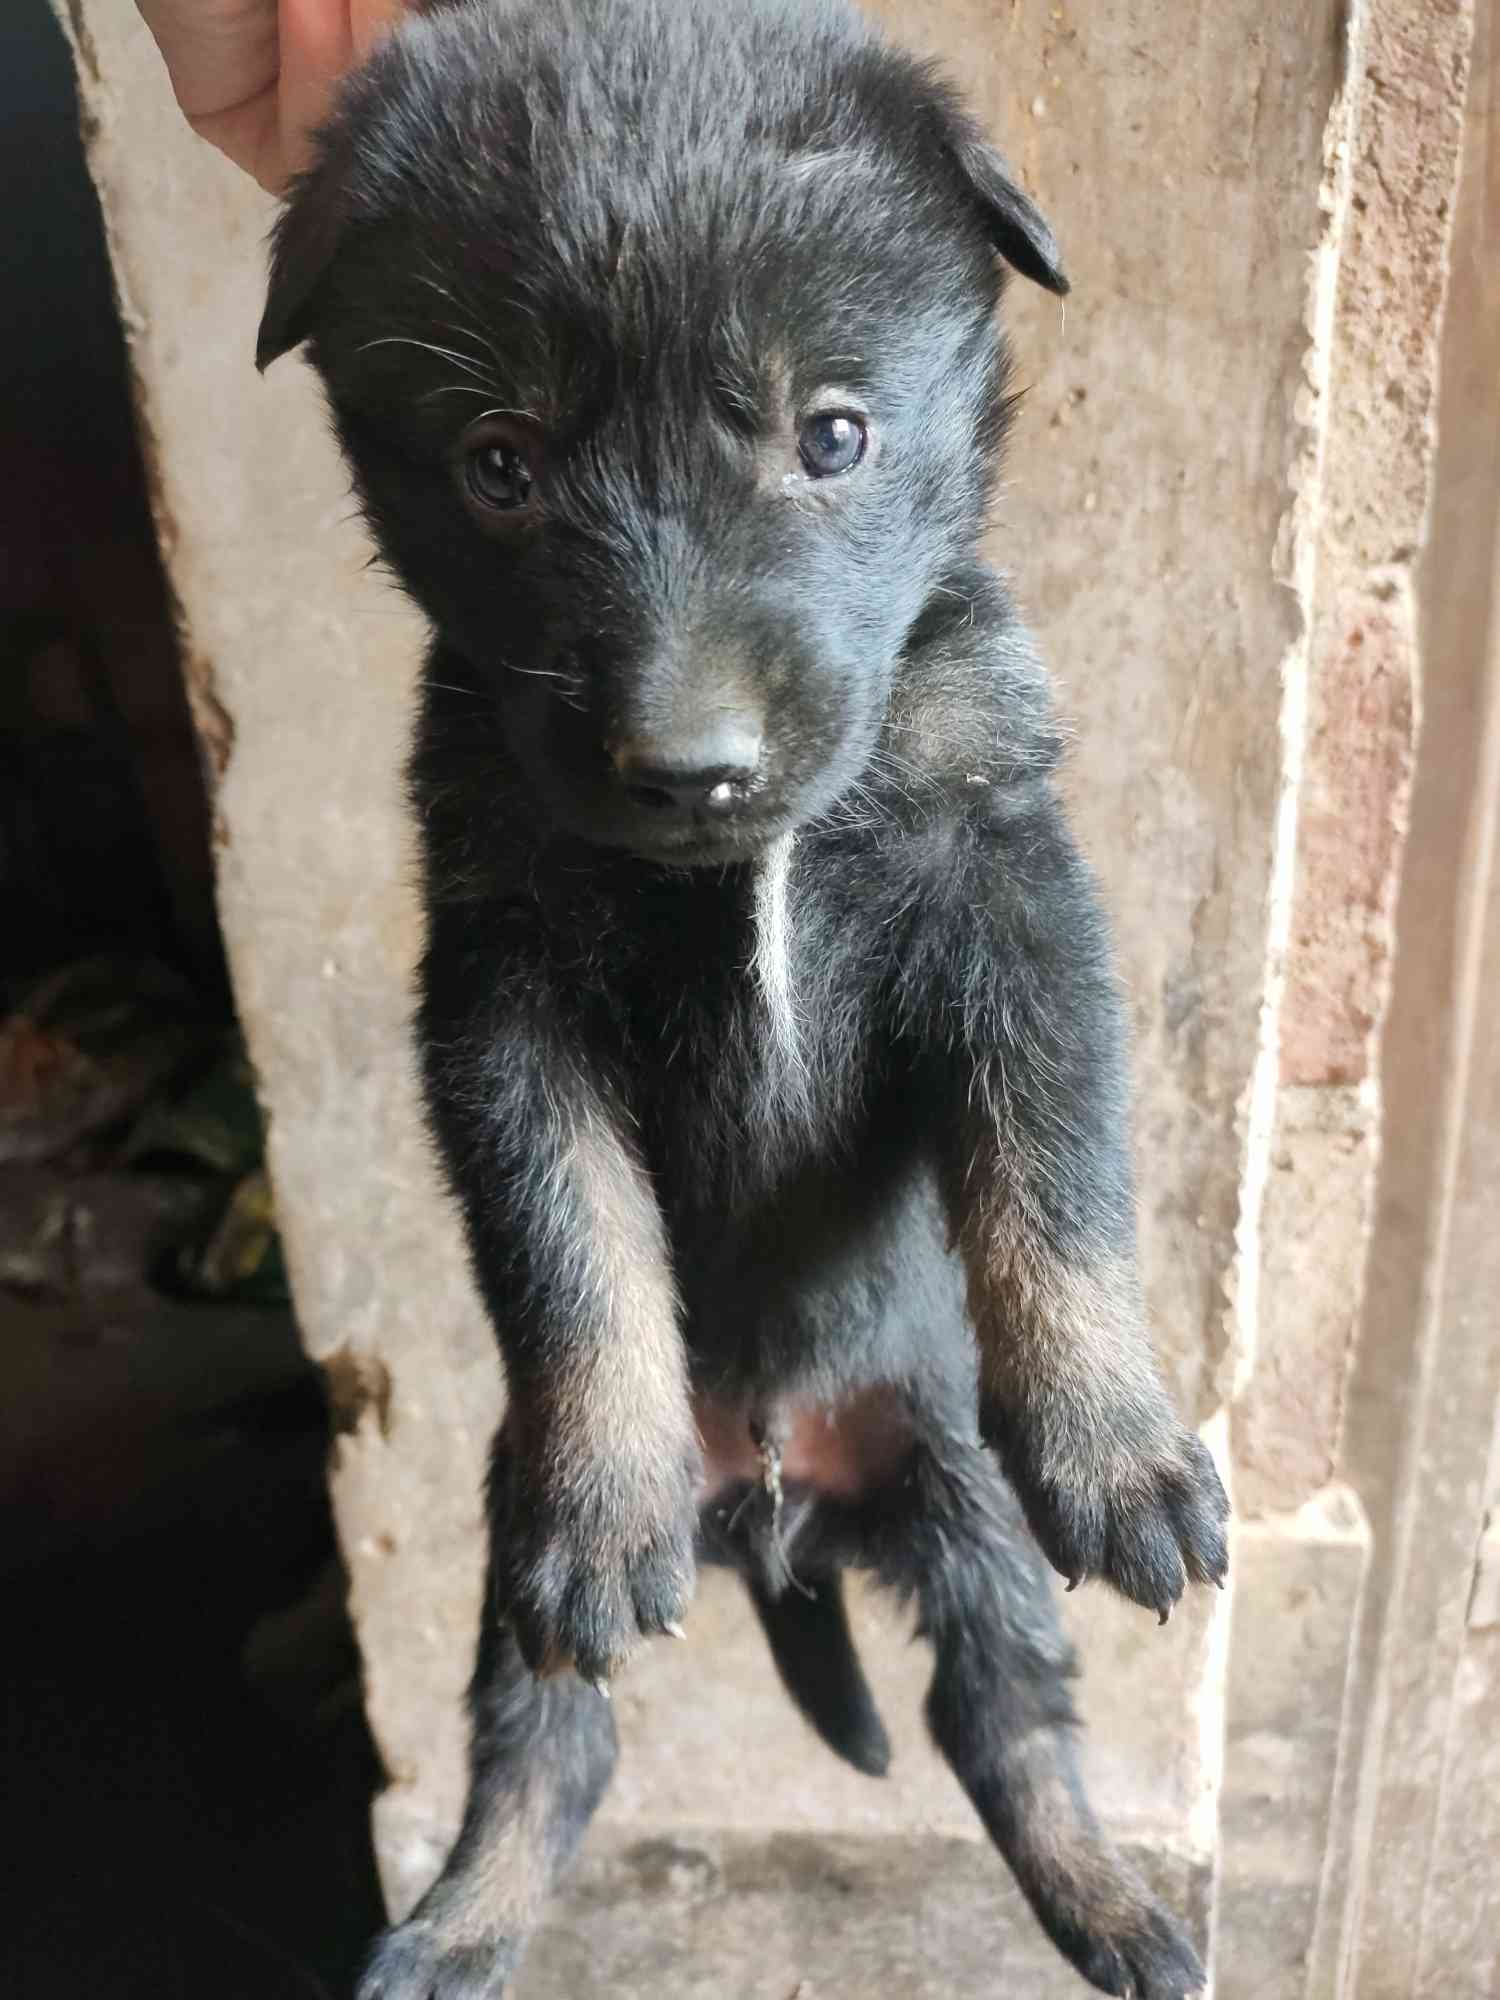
(746, 1570), (892, 1779)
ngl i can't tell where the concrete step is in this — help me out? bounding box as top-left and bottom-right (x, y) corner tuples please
(518, 1826), (1210, 1999)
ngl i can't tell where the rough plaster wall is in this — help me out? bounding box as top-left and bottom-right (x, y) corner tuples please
(1213, 1), (1480, 1992)
(1333, 3), (1500, 1992)
(55, 0), (1484, 1992)
(1236, 0), (1475, 1525)
(1400, 17), (1500, 1985)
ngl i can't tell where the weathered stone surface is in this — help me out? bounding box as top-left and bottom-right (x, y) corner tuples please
(1417, 1459), (1500, 1999)
(1235, 0), (1472, 1522)
(1347, 815), (1500, 1995)
(1217, 6), (1481, 1993)
(1233, 1085), (1374, 1518)
(1279, 585), (1417, 1094)
(1216, 1488), (1370, 2000)
(1303, 6), (1497, 1995)
(1342, 275), (1500, 1989)
(517, 1826), (1210, 2000)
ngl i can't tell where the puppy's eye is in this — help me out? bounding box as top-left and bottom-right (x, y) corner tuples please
(797, 411), (867, 478)
(456, 417), (543, 521)
(465, 442), (534, 512)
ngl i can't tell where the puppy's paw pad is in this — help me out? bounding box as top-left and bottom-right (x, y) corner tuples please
(1157, 1431), (1230, 1585)
(357, 1924), (512, 2000)
(1072, 1903), (1205, 2000)
(1007, 1420), (1229, 1619)
(509, 1504), (698, 1685)
(1098, 1437), (1229, 1617)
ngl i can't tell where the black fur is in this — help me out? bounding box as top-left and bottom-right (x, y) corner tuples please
(746, 1569), (892, 1779)
(259, 2), (1225, 1994)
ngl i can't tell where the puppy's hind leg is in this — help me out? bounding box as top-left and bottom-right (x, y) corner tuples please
(892, 1451), (1206, 2000)
(359, 1504), (617, 2000)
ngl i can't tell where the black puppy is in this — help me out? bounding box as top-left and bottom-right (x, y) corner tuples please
(258, 1), (1228, 1993)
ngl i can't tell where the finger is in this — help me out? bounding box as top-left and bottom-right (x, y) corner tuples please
(351, 0), (410, 61)
(276, 0), (357, 182)
(277, 0), (409, 181)
(136, 0), (279, 122)
(136, 0), (283, 186)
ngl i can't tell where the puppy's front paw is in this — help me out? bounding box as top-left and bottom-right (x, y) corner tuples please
(502, 1450), (698, 1685)
(357, 1922), (514, 2000)
(999, 1410), (1228, 1620)
(1068, 1895), (1206, 1999)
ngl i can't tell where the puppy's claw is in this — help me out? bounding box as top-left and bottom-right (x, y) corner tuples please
(587, 1675), (611, 1701)
(1158, 1605), (1171, 1627)
(1065, 1575), (1082, 1593)
(1003, 1415), (1229, 1620)
(663, 1620), (687, 1640)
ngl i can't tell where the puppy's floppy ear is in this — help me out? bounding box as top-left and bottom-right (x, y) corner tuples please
(941, 104), (1069, 296)
(256, 143), (352, 372)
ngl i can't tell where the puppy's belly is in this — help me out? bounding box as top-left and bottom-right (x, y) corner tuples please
(693, 1383), (914, 1501)
(674, 1145), (973, 1416)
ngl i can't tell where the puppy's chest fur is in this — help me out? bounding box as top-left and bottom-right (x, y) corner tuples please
(477, 799), (977, 1413)
(530, 808), (954, 1212)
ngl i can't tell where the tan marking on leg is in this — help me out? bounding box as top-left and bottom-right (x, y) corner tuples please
(528, 1111), (696, 1547)
(957, 1161), (1167, 1481)
(422, 1769), (556, 1948)
(1002, 1729), (1153, 1935)
(968, 1219), (1153, 1401)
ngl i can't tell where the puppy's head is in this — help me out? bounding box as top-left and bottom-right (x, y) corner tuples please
(261, 0), (1066, 864)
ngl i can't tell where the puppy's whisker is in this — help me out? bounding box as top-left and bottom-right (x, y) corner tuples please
(868, 742), (939, 785)
(419, 383), (504, 404)
(356, 336), (497, 386)
(429, 307), (511, 370)
(410, 268), (515, 358)
(502, 662), (575, 684)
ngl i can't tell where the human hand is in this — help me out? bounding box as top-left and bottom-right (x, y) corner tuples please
(136, 0), (408, 193)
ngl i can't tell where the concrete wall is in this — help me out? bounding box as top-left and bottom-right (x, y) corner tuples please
(58, 0), (1496, 1993)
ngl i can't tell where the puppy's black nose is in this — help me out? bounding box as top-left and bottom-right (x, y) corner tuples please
(612, 720), (763, 814)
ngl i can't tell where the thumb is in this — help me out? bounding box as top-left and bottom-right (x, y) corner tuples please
(276, 0), (408, 181)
